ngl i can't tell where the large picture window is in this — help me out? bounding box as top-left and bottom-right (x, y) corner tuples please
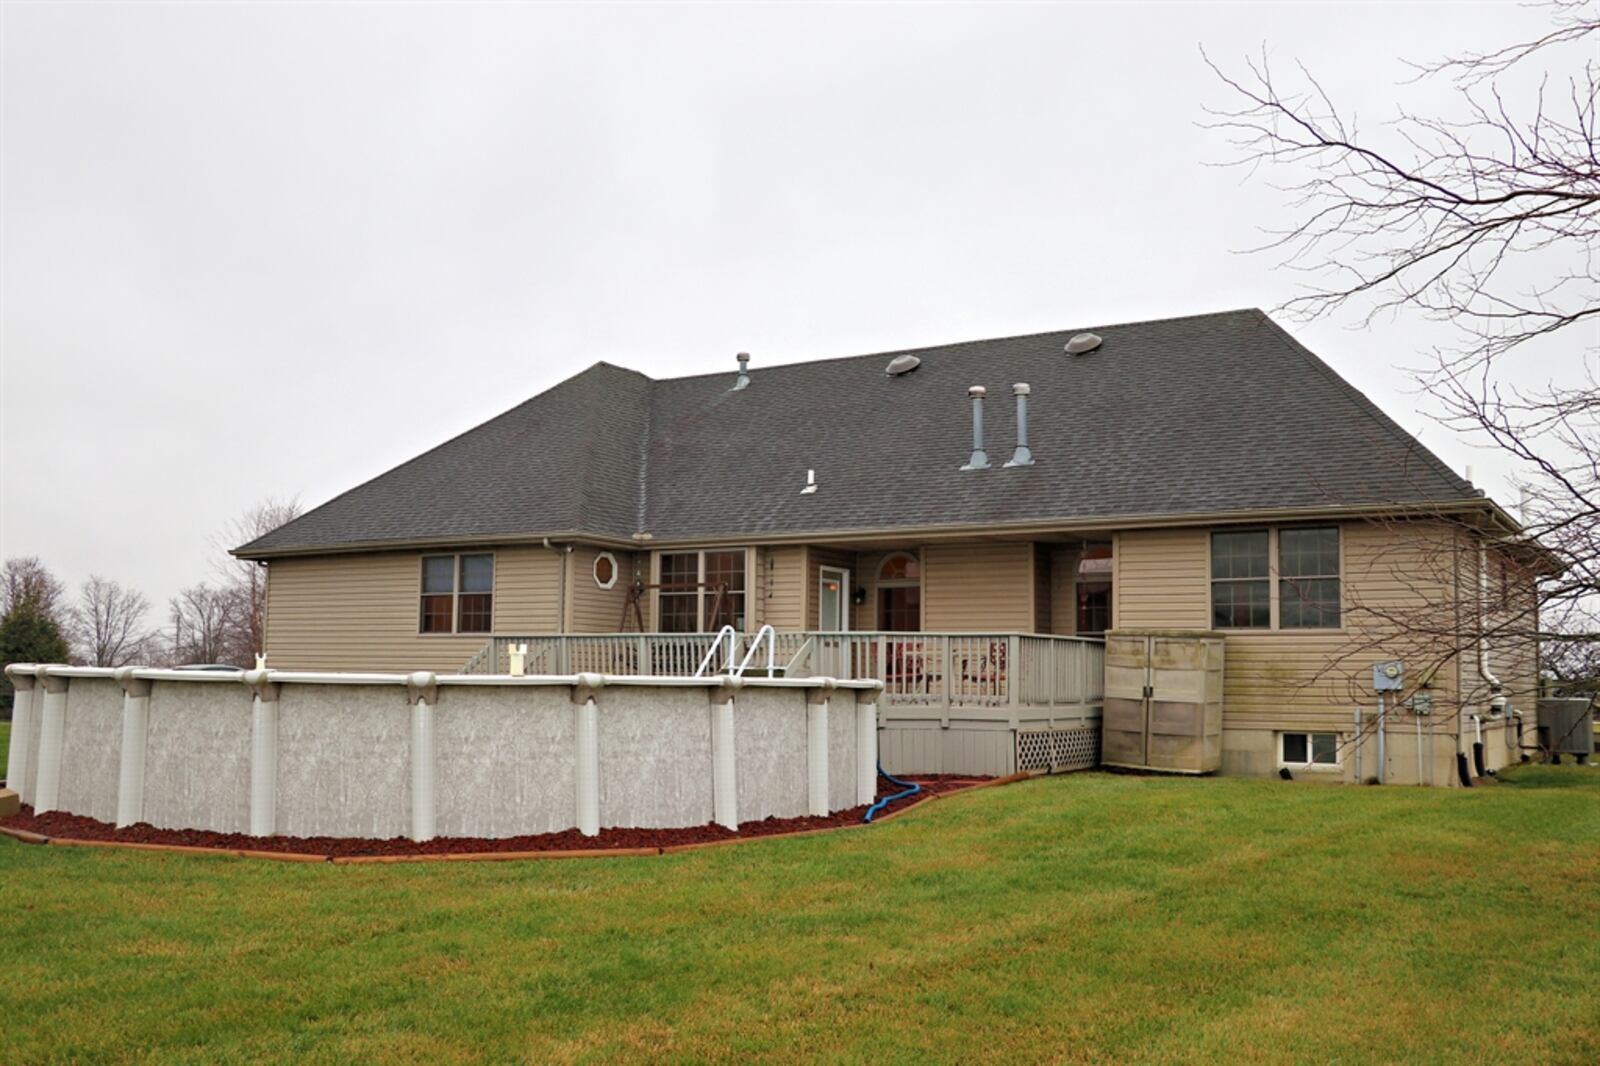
(1279, 527), (1341, 628)
(657, 550), (747, 632)
(419, 553), (494, 634)
(1211, 531), (1269, 629)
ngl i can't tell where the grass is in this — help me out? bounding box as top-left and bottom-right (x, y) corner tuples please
(3, 768), (1598, 1064)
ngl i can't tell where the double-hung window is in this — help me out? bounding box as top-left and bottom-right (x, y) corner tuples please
(1210, 527), (1341, 630)
(419, 553), (494, 634)
(1279, 527), (1340, 628)
(1211, 531), (1270, 628)
(657, 550), (747, 632)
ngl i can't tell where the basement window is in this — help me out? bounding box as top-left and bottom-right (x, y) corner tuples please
(419, 553), (494, 634)
(1280, 731), (1339, 768)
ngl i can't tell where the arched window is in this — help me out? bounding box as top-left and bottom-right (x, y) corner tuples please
(878, 552), (921, 583)
(876, 552), (921, 632)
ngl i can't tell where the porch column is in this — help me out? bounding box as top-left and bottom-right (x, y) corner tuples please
(3, 665), (36, 801)
(807, 681), (833, 817)
(407, 672), (439, 843)
(114, 668), (152, 828)
(33, 667), (69, 814)
(709, 678), (739, 830)
(572, 673), (602, 836)
(245, 669), (281, 837)
(856, 685), (880, 806)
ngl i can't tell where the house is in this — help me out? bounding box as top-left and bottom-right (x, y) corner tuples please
(235, 309), (1540, 784)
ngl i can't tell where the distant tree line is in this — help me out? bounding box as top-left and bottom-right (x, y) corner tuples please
(0, 497), (300, 710)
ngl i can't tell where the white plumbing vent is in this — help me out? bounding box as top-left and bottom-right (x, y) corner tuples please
(1064, 333), (1102, 355)
(885, 354), (921, 376)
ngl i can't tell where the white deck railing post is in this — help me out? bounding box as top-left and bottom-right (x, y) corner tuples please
(572, 673), (603, 836)
(3, 665), (36, 800)
(32, 667), (69, 814)
(856, 686), (880, 806)
(406, 672), (439, 843)
(245, 670), (282, 837)
(807, 681), (832, 817)
(709, 678), (739, 830)
(114, 667), (152, 828)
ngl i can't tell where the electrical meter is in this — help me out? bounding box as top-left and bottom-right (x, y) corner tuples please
(1372, 661), (1404, 693)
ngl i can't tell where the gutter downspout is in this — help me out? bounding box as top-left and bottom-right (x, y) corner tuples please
(1476, 541), (1505, 707)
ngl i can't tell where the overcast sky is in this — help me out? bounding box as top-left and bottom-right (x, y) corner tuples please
(0, 2), (1576, 613)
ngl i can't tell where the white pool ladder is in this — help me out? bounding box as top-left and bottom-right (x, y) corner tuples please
(695, 626), (741, 678)
(734, 625), (779, 679)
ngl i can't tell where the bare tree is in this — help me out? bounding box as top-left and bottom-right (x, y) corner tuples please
(213, 496), (301, 666)
(1202, 3), (1598, 371)
(68, 575), (153, 667)
(1206, 3), (1600, 714)
(2, 556), (67, 621)
(167, 583), (239, 666)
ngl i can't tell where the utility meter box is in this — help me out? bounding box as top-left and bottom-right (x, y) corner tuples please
(1372, 661), (1404, 693)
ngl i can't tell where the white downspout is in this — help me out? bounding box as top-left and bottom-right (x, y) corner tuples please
(1475, 541), (1505, 716)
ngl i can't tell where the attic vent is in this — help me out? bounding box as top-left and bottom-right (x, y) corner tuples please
(885, 354), (921, 376)
(1064, 333), (1102, 355)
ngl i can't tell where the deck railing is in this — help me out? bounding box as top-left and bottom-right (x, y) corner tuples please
(463, 631), (1104, 714)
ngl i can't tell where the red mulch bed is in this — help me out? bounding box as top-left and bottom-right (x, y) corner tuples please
(0, 776), (989, 859)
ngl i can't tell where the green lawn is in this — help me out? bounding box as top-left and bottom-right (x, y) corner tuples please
(3, 768), (1597, 1064)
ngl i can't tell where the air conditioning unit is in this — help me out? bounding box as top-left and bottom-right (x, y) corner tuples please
(1536, 698), (1594, 762)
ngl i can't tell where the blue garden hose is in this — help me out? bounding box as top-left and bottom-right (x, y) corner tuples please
(864, 764), (921, 822)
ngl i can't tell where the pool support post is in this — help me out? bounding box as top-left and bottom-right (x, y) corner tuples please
(406, 672), (439, 843)
(32, 668), (69, 814)
(114, 668), (152, 828)
(807, 681), (834, 818)
(245, 669), (282, 837)
(709, 678), (739, 830)
(573, 673), (603, 837)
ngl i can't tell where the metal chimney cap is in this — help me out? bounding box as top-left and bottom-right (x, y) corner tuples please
(968, 385), (987, 397)
(1012, 382), (1031, 395)
(737, 352), (750, 365)
(1064, 333), (1102, 355)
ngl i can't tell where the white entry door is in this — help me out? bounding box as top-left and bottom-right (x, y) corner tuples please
(818, 567), (850, 633)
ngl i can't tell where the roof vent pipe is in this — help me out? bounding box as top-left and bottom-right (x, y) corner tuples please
(960, 386), (991, 471)
(733, 352), (751, 391)
(1004, 383), (1034, 468)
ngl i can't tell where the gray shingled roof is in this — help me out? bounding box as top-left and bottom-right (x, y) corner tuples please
(237, 309), (1478, 555)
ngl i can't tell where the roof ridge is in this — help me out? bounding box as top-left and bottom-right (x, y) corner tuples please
(643, 307), (1266, 383)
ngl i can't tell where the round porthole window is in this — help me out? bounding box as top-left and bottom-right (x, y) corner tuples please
(593, 551), (618, 590)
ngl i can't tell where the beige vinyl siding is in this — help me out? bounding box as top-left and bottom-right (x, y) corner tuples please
(568, 548), (637, 632)
(758, 546), (807, 630)
(264, 547), (561, 672)
(921, 541), (1034, 631)
(1115, 528), (1209, 628)
(1115, 522), (1465, 733)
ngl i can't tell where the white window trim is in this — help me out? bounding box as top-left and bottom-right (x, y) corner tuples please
(817, 566), (851, 633)
(1277, 730), (1343, 770)
(593, 551), (619, 590)
(418, 551), (495, 636)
